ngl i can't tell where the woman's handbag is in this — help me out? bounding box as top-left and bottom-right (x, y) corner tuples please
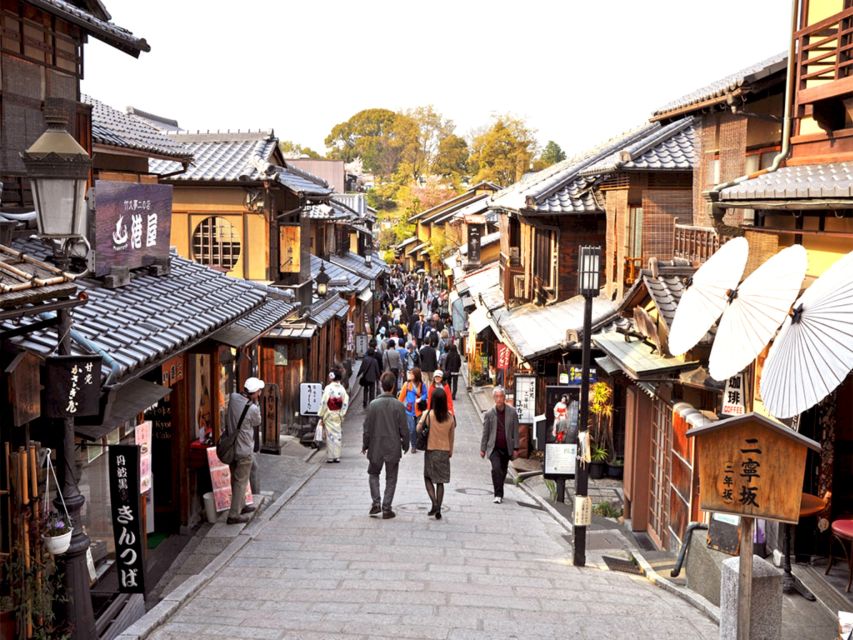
(314, 420), (326, 444)
(416, 384), (428, 412)
(416, 410), (431, 450)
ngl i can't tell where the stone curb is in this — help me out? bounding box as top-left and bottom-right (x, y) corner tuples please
(115, 461), (323, 639)
(629, 549), (721, 624)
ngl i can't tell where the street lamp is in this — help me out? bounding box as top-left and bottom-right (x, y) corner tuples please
(316, 263), (331, 298)
(574, 245), (601, 567)
(21, 107), (91, 239)
(365, 252), (373, 268)
(21, 102), (96, 639)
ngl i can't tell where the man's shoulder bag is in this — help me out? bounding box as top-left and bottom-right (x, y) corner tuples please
(217, 402), (251, 465)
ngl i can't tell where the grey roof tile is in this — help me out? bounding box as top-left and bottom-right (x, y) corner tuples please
(85, 95), (192, 161)
(307, 294), (350, 325)
(329, 251), (387, 280)
(6, 240), (265, 382)
(654, 52), (787, 118)
(310, 254), (368, 294)
(28, 0), (149, 56)
(718, 162), (853, 200)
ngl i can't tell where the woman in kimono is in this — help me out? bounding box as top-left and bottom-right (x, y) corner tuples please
(319, 369), (349, 463)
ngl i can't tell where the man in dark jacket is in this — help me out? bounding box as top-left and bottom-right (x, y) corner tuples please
(419, 338), (438, 381)
(443, 344), (462, 400)
(480, 386), (520, 504)
(358, 349), (381, 408)
(362, 372), (409, 519)
(405, 291), (416, 319)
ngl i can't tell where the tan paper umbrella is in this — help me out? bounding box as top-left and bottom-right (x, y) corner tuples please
(708, 244), (808, 382)
(669, 237), (749, 357)
(760, 250), (853, 419)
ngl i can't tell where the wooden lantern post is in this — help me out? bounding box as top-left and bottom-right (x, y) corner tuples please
(687, 412), (821, 640)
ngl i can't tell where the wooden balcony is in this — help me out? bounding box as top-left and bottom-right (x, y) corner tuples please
(796, 7), (853, 107)
(673, 224), (732, 265)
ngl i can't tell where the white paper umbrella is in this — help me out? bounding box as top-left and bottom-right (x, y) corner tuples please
(708, 244), (808, 382)
(761, 250), (853, 419)
(668, 237), (749, 356)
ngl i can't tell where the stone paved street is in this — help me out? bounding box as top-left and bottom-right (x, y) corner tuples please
(148, 387), (719, 640)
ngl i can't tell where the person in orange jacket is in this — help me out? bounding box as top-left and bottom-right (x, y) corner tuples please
(427, 370), (454, 415)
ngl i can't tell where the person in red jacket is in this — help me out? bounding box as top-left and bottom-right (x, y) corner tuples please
(427, 370), (454, 415)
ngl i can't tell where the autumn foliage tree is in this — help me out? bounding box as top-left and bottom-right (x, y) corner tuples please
(468, 115), (538, 186)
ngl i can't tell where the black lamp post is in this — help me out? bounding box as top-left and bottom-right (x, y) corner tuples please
(573, 245), (601, 567)
(21, 103), (96, 639)
(316, 263), (331, 298)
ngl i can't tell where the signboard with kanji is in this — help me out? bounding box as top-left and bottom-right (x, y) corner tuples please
(108, 445), (146, 593)
(93, 181), (173, 277)
(514, 375), (536, 424)
(544, 443), (577, 478)
(206, 448), (254, 513)
(279, 225), (301, 274)
(687, 412), (821, 523)
(468, 223), (483, 264)
(300, 382), (323, 416)
(43, 355), (101, 418)
(721, 373), (746, 416)
(496, 343), (511, 370)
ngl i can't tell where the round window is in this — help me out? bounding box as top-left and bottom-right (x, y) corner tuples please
(191, 216), (241, 272)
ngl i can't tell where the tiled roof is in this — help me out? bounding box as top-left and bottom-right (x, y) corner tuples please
(267, 323), (316, 340)
(29, 0), (149, 57)
(653, 52), (788, 118)
(490, 123), (660, 214)
(594, 331), (699, 380)
(409, 182), (500, 223)
(6, 240), (265, 382)
(396, 237), (418, 249)
(209, 295), (295, 348)
(423, 193), (491, 225)
(499, 295), (618, 361)
(308, 294), (349, 325)
(150, 131), (279, 182)
(329, 251), (385, 280)
(304, 201), (351, 220)
(450, 196), (492, 223)
(310, 254), (368, 294)
(580, 117), (696, 176)
(643, 272), (687, 329)
(84, 95), (192, 161)
(718, 162), (853, 201)
(278, 164), (332, 197)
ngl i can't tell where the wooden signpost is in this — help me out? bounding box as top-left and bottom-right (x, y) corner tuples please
(687, 412), (821, 640)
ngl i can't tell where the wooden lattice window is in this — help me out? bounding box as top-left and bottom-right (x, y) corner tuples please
(191, 217), (241, 272)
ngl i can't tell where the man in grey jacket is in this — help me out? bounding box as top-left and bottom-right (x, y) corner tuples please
(225, 377), (264, 524)
(480, 386), (520, 504)
(362, 371), (409, 519)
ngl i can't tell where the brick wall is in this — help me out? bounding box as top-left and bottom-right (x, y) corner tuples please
(693, 113), (748, 228)
(642, 189), (693, 262)
(557, 214), (606, 301)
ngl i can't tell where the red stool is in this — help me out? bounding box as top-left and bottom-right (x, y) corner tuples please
(826, 519), (853, 593)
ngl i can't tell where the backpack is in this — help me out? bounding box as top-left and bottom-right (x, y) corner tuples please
(216, 401), (251, 465)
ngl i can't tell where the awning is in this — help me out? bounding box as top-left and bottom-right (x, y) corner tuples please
(595, 355), (622, 376)
(593, 331), (699, 380)
(358, 288), (373, 303)
(209, 324), (261, 348)
(469, 307), (491, 334)
(76, 379), (169, 441)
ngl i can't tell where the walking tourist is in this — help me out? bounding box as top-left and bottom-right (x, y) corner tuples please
(443, 344), (462, 401)
(382, 338), (402, 392)
(319, 369), (349, 463)
(480, 386), (520, 504)
(428, 370), (455, 415)
(362, 372), (409, 519)
(398, 367), (427, 452)
(419, 336), (438, 380)
(417, 386), (455, 520)
(225, 377), (264, 524)
(358, 347), (381, 408)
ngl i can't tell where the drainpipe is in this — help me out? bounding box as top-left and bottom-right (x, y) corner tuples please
(158, 159), (191, 179)
(39, 311), (121, 384)
(707, 0), (799, 212)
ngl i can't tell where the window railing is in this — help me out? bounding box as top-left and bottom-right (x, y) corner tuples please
(673, 224), (729, 265)
(796, 6), (853, 105)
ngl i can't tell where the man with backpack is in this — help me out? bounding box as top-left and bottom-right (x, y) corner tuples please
(220, 377), (264, 524)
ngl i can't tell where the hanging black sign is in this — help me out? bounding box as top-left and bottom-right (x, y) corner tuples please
(108, 445), (145, 594)
(43, 355), (102, 418)
(468, 224), (483, 265)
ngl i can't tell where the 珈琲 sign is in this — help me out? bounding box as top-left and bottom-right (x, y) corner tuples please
(687, 412), (821, 524)
(94, 181), (173, 277)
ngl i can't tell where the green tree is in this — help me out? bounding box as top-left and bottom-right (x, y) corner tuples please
(279, 140), (323, 159)
(468, 115), (538, 186)
(539, 140), (566, 167)
(325, 108), (419, 179)
(433, 133), (469, 178)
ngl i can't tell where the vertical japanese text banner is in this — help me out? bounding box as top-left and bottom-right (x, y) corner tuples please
(108, 445), (145, 594)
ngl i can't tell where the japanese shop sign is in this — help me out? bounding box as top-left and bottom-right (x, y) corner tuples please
(206, 447), (253, 513)
(545, 443), (577, 478)
(279, 224), (301, 274)
(687, 412), (821, 524)
(721, 374), (746, 416)
(496, 343), (511, 371)
(300, 382), (323, 416)
(514, 375), (536, 424)
(136, 421), (152, 494)
(467, 223), (483, 264)
(43, 355), (101, 418)
(93, 181), (173, 277)
(108, 445), (145, 593)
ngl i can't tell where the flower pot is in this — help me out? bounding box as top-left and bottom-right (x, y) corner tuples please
(589, 461), (606, 480)
(607, 463), (624, 480)
(42, 531), (72, 555)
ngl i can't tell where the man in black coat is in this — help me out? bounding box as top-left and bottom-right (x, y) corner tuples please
(362, 372), (409, 518)
(419, 338), (438, 381)
(405, 291), (416, 319)
(358, 348), (381, 408)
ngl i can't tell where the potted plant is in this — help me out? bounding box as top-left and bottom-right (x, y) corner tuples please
(589, 445), (608, 480)
(41, 511), (72, 556)
(607, 457), (624, 479)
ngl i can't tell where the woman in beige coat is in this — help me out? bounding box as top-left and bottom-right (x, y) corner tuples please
(417, 386), (455, 519)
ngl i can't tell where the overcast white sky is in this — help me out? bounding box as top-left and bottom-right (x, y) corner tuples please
(82, 0), (790, 156)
